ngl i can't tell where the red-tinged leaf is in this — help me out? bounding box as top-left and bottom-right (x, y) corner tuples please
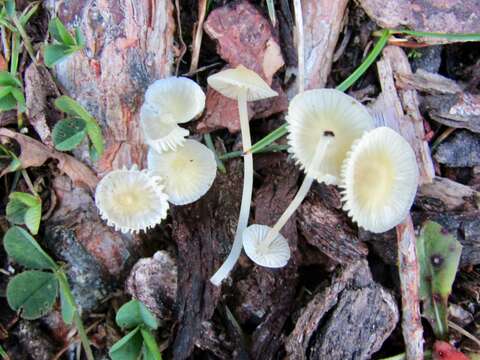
(433, 341), (470, 360)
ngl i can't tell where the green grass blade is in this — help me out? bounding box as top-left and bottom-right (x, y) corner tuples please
(389, 29), (480, 42)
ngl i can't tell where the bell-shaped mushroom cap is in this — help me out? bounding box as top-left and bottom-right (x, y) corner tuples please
(242, 224), (291, 268)
(140, 104), (189, 153)
(287, 89), (374, 185)
(207, 65), (278, 101)
(341, 127), (419, 233)
(95, 167), (169, 234)
(147, 139), (217, 205)
(144, 77), (206, 124)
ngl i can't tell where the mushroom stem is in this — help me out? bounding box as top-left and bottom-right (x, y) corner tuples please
(210, 88), (253, 286)
(264, 135), (332, 245)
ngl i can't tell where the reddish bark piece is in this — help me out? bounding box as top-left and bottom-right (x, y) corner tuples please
(198, 0), (286, 133)
(197, 79), (288, 133)
(359, 0), (480, 42)
(204, 0), (284, 83)
(47, 0), (175, 174)
(433, 341), (470, 360)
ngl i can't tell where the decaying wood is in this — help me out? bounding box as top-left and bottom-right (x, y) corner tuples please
(396, 217), (424, 360)
(45, 0), (175, 173)
(396, 69), (462, 95)
(358, 0), (480, 43)
(376, 45), (435, 185)
(434, 130), (480, 167)
(198, 0), (287, 133)
(171, 160), (243, 359)
(237, 158), (299, 360)
(417, 177), (479, 212)
(286, 260), (398, 360)
(297, 184), (368, 264)
(298, 0), (349, 91)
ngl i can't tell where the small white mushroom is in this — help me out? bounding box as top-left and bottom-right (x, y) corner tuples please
(207, 65), (278, 286)
(147, 139), (217, 205)
(140, 105), (189, 153)
(244, 89), (373, 267)
(95, 166), (169, 234)
(141, 77), (206, 153)
(341, 126), (419, 233)
(242, 224), (290, 268)
(144, 77), (206, 123)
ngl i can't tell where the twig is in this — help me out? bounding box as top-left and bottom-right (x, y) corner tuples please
(292, 0), (304, 93)
(396, 216), (424, 360)
(189, 0), (207, 74)
(448, 320), (480, 348)
(174, 0), (187, 75)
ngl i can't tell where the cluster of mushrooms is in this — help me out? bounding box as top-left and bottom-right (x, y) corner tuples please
(95, 65), (419, 287)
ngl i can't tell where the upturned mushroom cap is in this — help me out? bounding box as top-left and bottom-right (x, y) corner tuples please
(140, 104), (189, 153)
(95, 167), (169, 234)
(287, 89), (374, 185)
(242, 224), (291, 268)
(207, 65), (278, 101)
(144, 77), (206, 124)
(341, 127), (419, 233)
(147, 139), (217, 205)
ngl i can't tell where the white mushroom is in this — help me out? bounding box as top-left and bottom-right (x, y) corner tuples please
(147, 139), (217, 205)
(207, 65), (278, 286)
(244, 89), (373, 267)
(341, 126), (419, 233)
(95, 166), (169, 234)
(242, 224), (290, 268)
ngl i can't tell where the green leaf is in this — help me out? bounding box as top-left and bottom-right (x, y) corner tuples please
(141, 328), (162, 360)
(7, 270), (58, 319)
(0, 72), (21, 87)
(6, 192), (42, 234)
(5, 0), (15, 17)
(417, 221), (462, 339)
(3, 226), (57, 270)
(9, 86), (25, 112)
(0, 87), (17, 111)
(75, 27), (85, 47)
(57, 272), (76, 324)
(48, 17), (75, 46)
(52, 117), (87, 151)
(54, 96), (104, 156)
(116, 300), (158, 330)
(44, 44), (72, 68)
(109, 327), (144, 360)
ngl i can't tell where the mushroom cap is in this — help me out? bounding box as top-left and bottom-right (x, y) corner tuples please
(147, 139), (217, 205)
(144, 77), (206, 124)
(95, 167), (169, 234)
(207, 65), (278, 101)
(140, 104), (189, 153)
(287, 89), (374, 185)
(341, 127), (419, 233)
(242, 224), (291, 268)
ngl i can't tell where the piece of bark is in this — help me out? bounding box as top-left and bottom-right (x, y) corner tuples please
(24, 64), (61, 146)
(125, 251), (177, 321)
(376, 45), (435, 185)
(47, 176), (135, 277)
(423, 93), (480, 133)
(358, 0), (480, 43)
(197, 79), (288, 134)
(13, 321), (56, 360)
(299, 0), (349, 91)
(396, 69), (463, 95)
(45, 0), (175, 173)
(434, 130), (480, 167)
(417, 176), (479, 212)
(237, 159), (299, 360)
(198, 1), (286, 133)
(171, 160), (243, 360)
(297, 184), (368, 264)
(0, 128), (98, 191)
(410, 46), (443, 74)
(203, 0), (284, 83)
(396, 216), (424, 360)
(286, 260), (398, 360)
